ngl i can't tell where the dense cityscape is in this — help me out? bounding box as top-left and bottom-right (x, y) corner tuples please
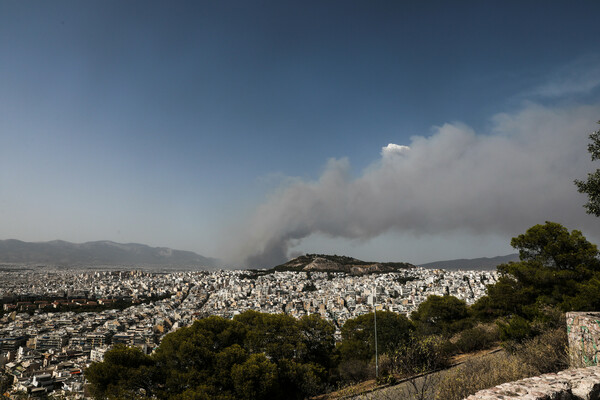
(0, 266), (496, 398)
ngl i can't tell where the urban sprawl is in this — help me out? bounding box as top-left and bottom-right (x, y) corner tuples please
(0, 267), (497, 397)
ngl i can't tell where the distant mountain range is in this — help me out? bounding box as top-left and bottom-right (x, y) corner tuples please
(0, 239), (218, 268)
(272, 254), (415, 275)
(0, 239), (518, 271)
(418, 254), (519, 270)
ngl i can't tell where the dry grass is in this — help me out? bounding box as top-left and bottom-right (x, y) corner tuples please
(434, 326), (568, 400)
(434, 352), (537, 400)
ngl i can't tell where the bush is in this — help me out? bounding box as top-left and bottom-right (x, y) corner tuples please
(376, 373), (397, 386)
(338, 359), (371, 383)
(393, 334), (452, 377)
(510, 326), (568, 374)
(372, 353), (394, 378)
(453, 324), (499, 354)
(497, 315), (533, 342)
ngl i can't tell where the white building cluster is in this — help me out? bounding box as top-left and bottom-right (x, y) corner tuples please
(0, 266), (496, 398)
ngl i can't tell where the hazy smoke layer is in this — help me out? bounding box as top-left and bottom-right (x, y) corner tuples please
(237, 103), (600, 268)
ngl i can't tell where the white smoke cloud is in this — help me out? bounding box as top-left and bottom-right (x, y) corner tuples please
(381, 143), (410, 158)
(232, 102), (600, 268)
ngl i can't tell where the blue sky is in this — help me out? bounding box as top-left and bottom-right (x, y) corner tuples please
(2, 1), (600, 267)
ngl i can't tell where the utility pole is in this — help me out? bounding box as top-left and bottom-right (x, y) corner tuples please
(374, 285), (379, 379)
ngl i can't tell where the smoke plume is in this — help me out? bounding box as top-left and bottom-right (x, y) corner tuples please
(235, 103), (600, 268)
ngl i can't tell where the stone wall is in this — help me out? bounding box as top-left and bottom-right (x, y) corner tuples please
(567, 312), (600, 367)
(465, 367), (600, 400)
(464, 313), (600, 399)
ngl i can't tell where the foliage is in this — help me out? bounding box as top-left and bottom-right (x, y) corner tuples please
(509, 221), (599, 272)
(231, 354), (279, 400)
(411, 295), (471, 336)
(86, 312), (337, 400)
(575, 122), (600, 216)
(497, 315), (533, 343)
(387, 334), (451, 400)
(452, 323), (499, 354)
(337, 359), (371, 383)
(509, 326), (569, 374)
(338, 311), (413, 363)
(495, 304), (564, 344)
(470, 276), (533, 320)
(85, 345), (157, 399)
(473, 222), (600, 316)
(394, 275), (418, 285)
(392, 334), (452, 376)
(297, 313), (337, 368)
(561, 274), (600, 311)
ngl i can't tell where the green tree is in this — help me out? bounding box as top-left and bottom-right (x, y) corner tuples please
(470, 275), (536, 320)
(85, 345), (157, 399)
(88, 312), (338, 400)
(234, 311), (334, 398)
(231, 354), (279, 400)
(509, 221), (599, 271)
(501, 222), (599, 309)
(214, 344), (249, 389)
(411, 295), (470, 336)
(234, 311), (303, 362)
(474, 222), (600, 318)
(339, 311), (413, 362)
(575, 122), (600, 216)
(561, 274), (600, 311)
(152, 315), (247, 396)
(393, 334), (452, 400)
(297, 314), (336, 367)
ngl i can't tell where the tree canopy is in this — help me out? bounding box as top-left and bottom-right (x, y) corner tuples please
(575, 122), (600, 216)
(86, 312), (337, 400)
(410, 295), (470, 336)
(338, 310), (413, 362)
(473, 222), (600, 318)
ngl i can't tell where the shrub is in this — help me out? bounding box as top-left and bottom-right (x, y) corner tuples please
(393, 334), (452, 377)
(510, 326), (568, 374)
(338, 359), (371, 383)
(453, 324), (499, 354)
(497, 315), (533, 342)
(372, 353), (394, 378)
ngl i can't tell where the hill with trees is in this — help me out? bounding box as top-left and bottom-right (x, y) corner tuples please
(272, 254), (415, 275)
